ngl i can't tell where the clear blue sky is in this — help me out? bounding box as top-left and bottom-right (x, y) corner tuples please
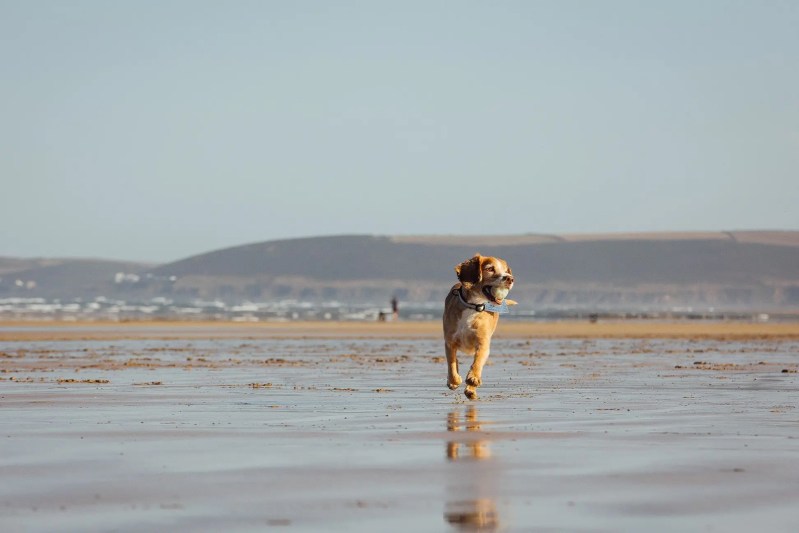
(2, 1), (798, 263)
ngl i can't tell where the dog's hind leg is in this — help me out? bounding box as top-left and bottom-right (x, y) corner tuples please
(445, 342), (462, 390)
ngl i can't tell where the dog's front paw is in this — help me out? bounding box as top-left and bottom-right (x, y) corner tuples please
(447, 373), (463, 390)
(465, 370), (482, 387)
(464, 385), (478, 400)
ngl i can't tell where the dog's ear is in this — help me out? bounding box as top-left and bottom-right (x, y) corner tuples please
(455, 254), (483, 285)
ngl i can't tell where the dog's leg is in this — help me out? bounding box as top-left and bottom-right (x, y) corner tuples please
(464, 344), (490, 399)
(464, 383), (478, 400)
(445, 342), (462, 390)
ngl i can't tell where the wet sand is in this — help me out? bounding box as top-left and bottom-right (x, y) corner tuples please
(2, 319), (799, 341)
(1, 321), (798, 531)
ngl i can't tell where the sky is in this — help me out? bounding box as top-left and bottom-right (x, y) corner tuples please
(2, 1), (798, 263)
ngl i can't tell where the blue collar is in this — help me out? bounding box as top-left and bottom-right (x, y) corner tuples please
(456, 288), (509, 314)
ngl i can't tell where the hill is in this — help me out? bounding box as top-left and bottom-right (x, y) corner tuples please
(143, 231), (799, 309)
(0, 258), (154, 299)
(3, 231), (799, 310)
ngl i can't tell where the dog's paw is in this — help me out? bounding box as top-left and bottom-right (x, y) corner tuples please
(464, 385), (478, 400)
(447, 373), (462, 390)
(465, 371), (482, 387)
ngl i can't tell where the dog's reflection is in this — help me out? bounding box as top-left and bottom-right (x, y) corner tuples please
(444, 406), (500, 531)
(446, 405), (492, 461)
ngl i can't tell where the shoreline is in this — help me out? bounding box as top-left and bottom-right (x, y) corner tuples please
(2, 319), (799, 341)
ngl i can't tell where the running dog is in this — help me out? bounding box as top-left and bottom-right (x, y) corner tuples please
(442, 254), (515, 400)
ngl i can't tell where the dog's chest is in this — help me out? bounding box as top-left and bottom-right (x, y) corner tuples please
(454, 311), (478, 339)
(452, 311), (493, 349)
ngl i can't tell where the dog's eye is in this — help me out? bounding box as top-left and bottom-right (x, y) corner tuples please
(485, 265), (494, 273)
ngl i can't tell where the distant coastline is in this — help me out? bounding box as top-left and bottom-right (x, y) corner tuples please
(3, 231), (799, 315)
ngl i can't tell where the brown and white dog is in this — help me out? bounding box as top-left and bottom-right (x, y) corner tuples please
(443, 254), (515, 400)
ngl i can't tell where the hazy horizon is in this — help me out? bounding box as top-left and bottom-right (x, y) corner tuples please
(3, 1), (798, 262)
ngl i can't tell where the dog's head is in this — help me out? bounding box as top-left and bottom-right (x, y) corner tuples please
(455, 254), (514, 305)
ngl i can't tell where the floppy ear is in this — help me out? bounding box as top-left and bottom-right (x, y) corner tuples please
(455, 254), (483, 284)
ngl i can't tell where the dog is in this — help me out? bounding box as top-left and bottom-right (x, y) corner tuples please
(443, 254), (515, 400)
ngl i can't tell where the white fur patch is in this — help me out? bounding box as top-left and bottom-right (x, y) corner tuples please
(453, 312), (479, 351)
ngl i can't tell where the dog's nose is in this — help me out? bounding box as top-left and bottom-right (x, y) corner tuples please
(504, 274), (514, 284)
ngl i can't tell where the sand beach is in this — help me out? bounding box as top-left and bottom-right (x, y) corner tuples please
(1, 320), (798, 531)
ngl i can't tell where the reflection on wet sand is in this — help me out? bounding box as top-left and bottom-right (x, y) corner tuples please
(444, 406), (500, 531)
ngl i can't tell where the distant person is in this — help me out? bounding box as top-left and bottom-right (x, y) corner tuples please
(391, 296), (399, 320)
